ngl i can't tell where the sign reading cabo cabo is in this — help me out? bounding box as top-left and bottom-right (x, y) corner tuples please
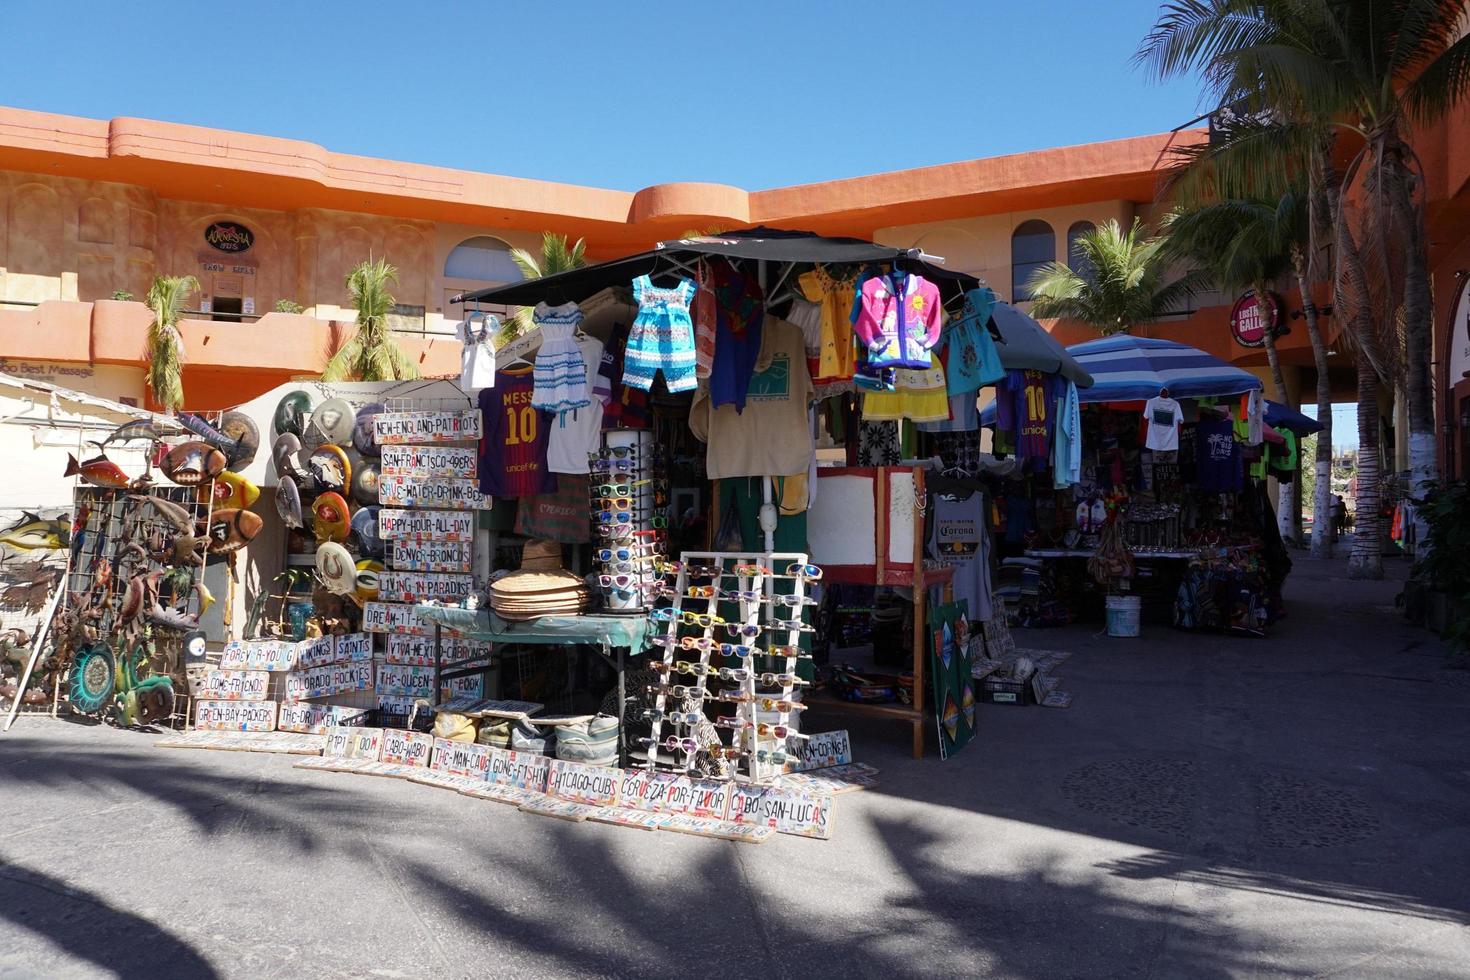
(378, 509), (475, 542)
(373, 410), (482, 444)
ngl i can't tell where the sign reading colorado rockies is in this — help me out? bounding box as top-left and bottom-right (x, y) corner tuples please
(378, 444), (478, 478)
(372, 410), (482, 444)
(379, 475), (489, 510)
(391, 539), (471, 572)
(378, 508), (475, 542)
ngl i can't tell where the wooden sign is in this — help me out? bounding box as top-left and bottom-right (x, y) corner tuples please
(586, 807), (671, 832)
(378, 509), (475, 542)
(324, 726), (384, 760)
(362, 601), (430, 635)
(391, 540), (472, 573)
(409, 769), (485, 793)
(386, 633), (484, 665)
(519, 797), (599, 822)
(220, 638), (298, 672)
(376, 695), (418, 718)
(378, 475), (489, 510)
(194, 699), (278, 732)
(662, 812), (774, 843)
(431, 737), (491, 779)
(547, 759), (621, 807)
(284, 662), (373, 700)
(295, 635), (335, 670)
(378, 729), (434, 768)
(334, 633), (374, 664)
(460, 782), (543, 807)
(193, 670), (270, 702)
(484, 745), (551, 792)
(379, 444), (479, 478)
(377, 571), (474, 604)
(787, 730), (853, 772)
(372, 409), (482, 444)
(727, 784), (834, 840)
(277, 702), (369, 735)
(779, 762), (880, 795)
(376, 663), (434, 697)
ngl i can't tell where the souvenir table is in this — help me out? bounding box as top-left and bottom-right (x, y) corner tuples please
(414, 604), (652, 765)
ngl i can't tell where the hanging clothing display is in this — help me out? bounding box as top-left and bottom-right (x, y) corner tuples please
(798, 267), (858, 383)
(928, 491), (994, 622)
(858, 420), (902, 466)
(1053, 380), (1081, 489)
(917, 393), (979, 434)
(1244, 390), (1264, 445)
(457, 313), (497, 390)
(623, 275), (697, 393)
(934, 429), (983, 475)
(547, 334), (606, 475)
(708, 260), (766, 412)
(945, 287), (1005, 394)
(513, 474), (592, 543)
(479, 372), (557, 498)
(530, 302), (592, 415)
(689, 317), (814, 479)
(784, 294), (824, 380)
(692, 262), (717, 381)
(854, 271), (943, 369)
(1143, 395), (1182, 451)
(995, 369), (1062, 466)
(1195, 417), (1242, 492)
(597, 320), (650, 429)
(862, 363), (949, 423)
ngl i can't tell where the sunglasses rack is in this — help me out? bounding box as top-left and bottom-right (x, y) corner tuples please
(643, 550), (818, 785)
(589, 430), (667, 614)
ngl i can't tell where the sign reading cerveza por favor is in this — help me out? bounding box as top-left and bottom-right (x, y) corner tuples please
(378, 444), (478, 478)
(377, 570), (474, 603)
(378, 509), (475, 542)
(372, 410), (482, 444)
(378, 475), (489, 510)
(391, 540), (472, 573)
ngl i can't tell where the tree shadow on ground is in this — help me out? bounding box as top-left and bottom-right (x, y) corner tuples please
(0, 853), (220, 979)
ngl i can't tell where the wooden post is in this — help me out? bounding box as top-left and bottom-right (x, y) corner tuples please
(910, 466), (926, 759)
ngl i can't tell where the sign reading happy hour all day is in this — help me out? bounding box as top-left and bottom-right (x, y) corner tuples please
(376, 570), (474, 603)
(378, 444), (479, 478)
(378, 475), (489, 510)
(372, 410), (482, 444)
(390, 539), (472, 573)
(378, 508), (476, 542)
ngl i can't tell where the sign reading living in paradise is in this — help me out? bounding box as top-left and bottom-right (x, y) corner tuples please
(390, 540), (472, 573)
(378, 475), (489, 510)
(377, 570), (475, 603)
(378, 509), (475, 542)
(372, 410), (482, 444)
(378, 444), (479, 478)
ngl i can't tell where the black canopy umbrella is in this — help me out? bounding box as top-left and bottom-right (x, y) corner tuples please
(450, 227), (977, 308)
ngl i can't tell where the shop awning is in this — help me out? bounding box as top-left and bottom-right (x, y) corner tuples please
(989, 303), (1094, 387)
(449, 227), (976, 307)
(1265, 400), (1324, 436)
(1064, 335), (1263, 402)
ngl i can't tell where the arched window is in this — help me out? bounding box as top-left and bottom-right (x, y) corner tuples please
(444, 236), (523, 282)
(1010, 220), (1055, 301)
(1067, 221), (1097, 282)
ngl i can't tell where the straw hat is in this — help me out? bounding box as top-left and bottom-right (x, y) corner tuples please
(519, 538), (563, 571)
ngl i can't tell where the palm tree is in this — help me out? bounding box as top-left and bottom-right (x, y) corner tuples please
(322, 258), (419, 382)
(143, 274), (198, 413)
(1025, 218), (1205, 335)
(505, 232), (588, 339)
(1164, 186), (1334, 551)
(1138, 0), (1470, 577)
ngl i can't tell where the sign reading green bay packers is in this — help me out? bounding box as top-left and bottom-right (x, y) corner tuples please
(378, 475), (489, 510)
(378, 508), (475, 542)
(378, 444), (478, 478)
(372, 410), (482, 444)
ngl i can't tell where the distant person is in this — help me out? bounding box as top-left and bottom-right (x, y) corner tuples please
(1331, 494), (1347, 542)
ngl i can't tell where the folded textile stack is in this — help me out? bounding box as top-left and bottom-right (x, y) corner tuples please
(489, 568), (590, 621)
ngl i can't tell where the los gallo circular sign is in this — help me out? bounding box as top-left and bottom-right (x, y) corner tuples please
(204, 221), (254, 253)
(1229, 290), (1281, 348)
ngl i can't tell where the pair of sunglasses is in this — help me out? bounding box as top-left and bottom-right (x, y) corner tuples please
(755, 749), (791, 765)
(759, 698), (807, 712)
(591, 480), (650, 495)
(590, 457), (635, 471)
(649, 684), (712, 700)
(650, 660), (713, 677)
(595, 545), (657, 562)
(643, 709), (703, 726)
(641, 735), (698, 754)
(783, 563), (823, 580)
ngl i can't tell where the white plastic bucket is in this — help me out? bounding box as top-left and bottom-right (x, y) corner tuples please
(1105, 595), (1141, 637)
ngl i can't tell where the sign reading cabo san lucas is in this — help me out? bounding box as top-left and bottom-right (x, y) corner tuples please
(378, 475), (489, 510)
(372, 410), (482, 444)
(379, 445), (478, 478)
(378, 509), (475, 542)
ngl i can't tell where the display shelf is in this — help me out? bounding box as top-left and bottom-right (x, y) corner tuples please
(1024, 548), (1201, 560)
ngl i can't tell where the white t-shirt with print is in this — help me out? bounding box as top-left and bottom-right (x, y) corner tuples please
(1143, 396), (1182, 451)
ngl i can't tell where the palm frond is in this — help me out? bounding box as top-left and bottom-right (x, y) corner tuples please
(1403, 24), (1470, 122)
(143, 274), (198, 411)
(323, 258), (419, 382)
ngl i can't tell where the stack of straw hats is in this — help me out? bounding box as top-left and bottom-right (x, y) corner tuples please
(489, 540), (589, 621)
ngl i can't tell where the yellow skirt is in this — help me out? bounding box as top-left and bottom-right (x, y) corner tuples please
(862, 365), (950, 423)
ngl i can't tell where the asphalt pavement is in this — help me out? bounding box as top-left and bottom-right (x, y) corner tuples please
(1, 553), (1467, 979)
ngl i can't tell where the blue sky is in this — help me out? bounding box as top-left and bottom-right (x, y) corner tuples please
(0, 1), (1205, 191)
(1302, 405), (1360, 451)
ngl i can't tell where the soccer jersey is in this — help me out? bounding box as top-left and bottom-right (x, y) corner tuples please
(479, 370), (556, 498)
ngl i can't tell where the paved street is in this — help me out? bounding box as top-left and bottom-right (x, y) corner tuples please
(2, 554), (1467, 979)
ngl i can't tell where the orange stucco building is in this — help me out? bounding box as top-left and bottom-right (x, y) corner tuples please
(1, 105), (1467, 475)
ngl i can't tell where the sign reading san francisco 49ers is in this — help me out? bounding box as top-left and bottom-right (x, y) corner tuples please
(372, 410), (482, 444)
(378, 475), (489, 510)
(378, 445), (478, 478)
(378, 508), (475, 542)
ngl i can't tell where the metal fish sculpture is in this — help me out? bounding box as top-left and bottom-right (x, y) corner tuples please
(161, 441), (227, 486)
(92, 419), (174, 449)
(177, 413), (243, 459)
(65, 453), (131, 488)
(0, 512), (69, 551)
